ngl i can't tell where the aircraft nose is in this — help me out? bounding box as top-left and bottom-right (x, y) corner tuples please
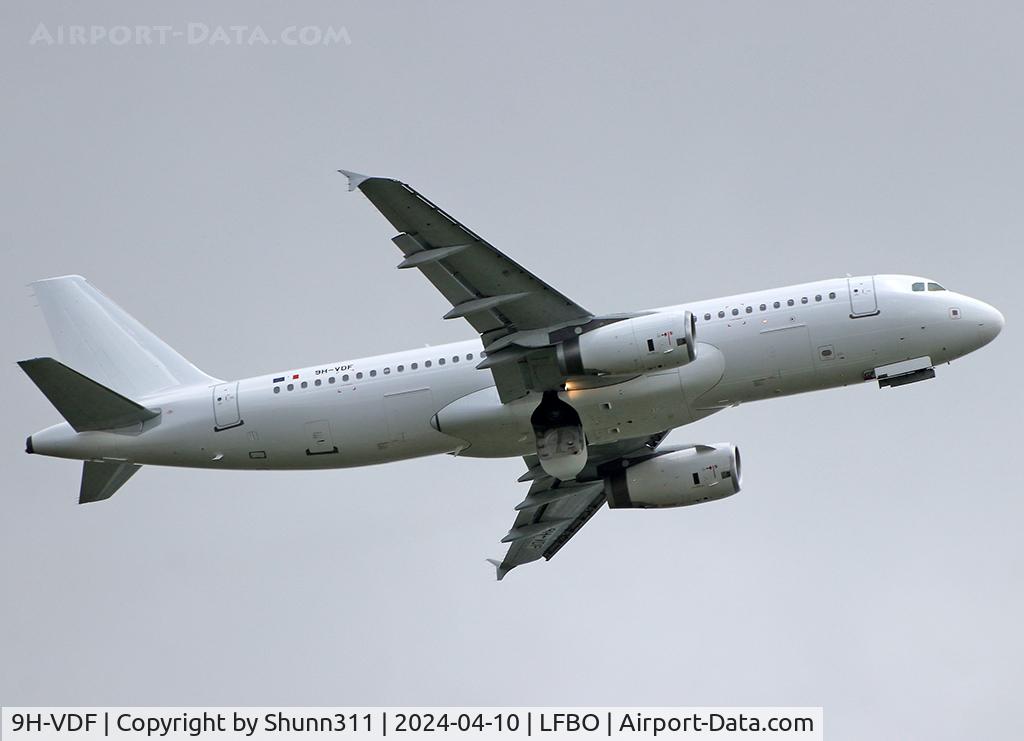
(977, 301), (1004, 346)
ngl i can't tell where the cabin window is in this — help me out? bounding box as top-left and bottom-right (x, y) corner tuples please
(411, 363), (418, 370)
(745, 306), (753, 313)
(718, 310), (725, 318)
(773, 301), (781, 309)
(801, 297), (808, 304)
(273, 387), (281, 394)
(342, 374), (349, 382)
(397, 365), (404, 372)
(912, 282), (925, 291)
(452, 355), (459, 363)
(369, 370), (377, 377)
(383, 367), (390, 375)
(425, 360), (432, 368)
(787, 299), (795, 306)
(759, 304), (766, 311)
(438, 358), (445, 365)
(815, 294), (822, 302)
(314, 379), (322, 386)
(287, 383), (294, 391)
(829, 291), (836, 299)
(480, 351), (487, 358)
(466, 353), (474, 360)
(355, 372), (363, 380)
(704, 313), (711, 321)
(731, 308), (739, 316)
(300, 381), (308, 389)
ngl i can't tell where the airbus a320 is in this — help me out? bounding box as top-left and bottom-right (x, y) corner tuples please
(19, 171), (1004, 578)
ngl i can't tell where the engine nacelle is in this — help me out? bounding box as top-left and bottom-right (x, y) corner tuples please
(558, 311), (697, 376)
(606, 443), (741, 509)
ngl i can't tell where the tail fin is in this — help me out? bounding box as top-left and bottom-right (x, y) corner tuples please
(80, 461), (141, 503)
(18, 357), (159, 432)
(30, 275), (216, 398)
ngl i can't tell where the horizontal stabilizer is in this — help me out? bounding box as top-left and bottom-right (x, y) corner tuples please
(18, 357), (160, 432)
(80, 461), (141, 503)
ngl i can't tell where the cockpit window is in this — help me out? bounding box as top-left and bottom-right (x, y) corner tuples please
(927, 282), (945, 291)
(912, 282), (925, 292)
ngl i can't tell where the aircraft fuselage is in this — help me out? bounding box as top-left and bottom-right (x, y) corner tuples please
(28, 274), (1003, 471)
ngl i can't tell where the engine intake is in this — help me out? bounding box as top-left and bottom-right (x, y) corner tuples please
(606, 443), (741, 509)
(558, 311), (696, 376)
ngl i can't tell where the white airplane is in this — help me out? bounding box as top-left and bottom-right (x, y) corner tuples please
(20, 171), (1004, 578)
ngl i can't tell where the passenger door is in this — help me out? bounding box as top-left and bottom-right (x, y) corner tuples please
(848, 276), (878, 317)
(212, 382), (242, 431)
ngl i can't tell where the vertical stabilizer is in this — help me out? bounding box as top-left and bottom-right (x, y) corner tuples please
(30, 275), (217, 398)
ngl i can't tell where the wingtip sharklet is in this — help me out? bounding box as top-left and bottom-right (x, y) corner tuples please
(337, 169), (372, 191)
(486, 558), (508, 581)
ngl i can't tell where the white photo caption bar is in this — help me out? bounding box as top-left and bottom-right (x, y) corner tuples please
(1, 707), (823, 740)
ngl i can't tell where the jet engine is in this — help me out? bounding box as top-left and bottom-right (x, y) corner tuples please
(557, 311), (697, 376)
(605, 443), (741, 509)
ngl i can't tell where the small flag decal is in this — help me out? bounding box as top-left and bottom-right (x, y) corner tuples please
(292, 373), (300, 380)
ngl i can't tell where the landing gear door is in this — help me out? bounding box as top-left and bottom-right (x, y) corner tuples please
(213, 382), (242, 431)
(848, 276), (878, 317)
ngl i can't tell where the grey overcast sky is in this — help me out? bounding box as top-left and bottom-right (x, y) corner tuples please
(2, 2), (1022, 739)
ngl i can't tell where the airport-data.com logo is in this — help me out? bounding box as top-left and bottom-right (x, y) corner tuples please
(29, 23), (352, 47)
